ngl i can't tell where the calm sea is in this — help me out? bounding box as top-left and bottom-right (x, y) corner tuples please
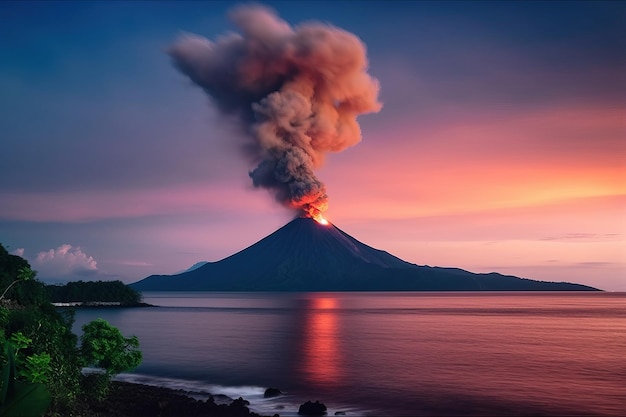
(72, 292), (625, 416)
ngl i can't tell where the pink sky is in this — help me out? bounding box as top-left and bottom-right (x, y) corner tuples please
(1, 2), (624, 291)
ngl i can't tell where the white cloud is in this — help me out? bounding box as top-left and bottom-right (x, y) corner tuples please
(10, 248), (24, 257)
(35, 244), (98, 278)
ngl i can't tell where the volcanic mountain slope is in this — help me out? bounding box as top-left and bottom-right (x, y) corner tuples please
(130, 218), (598, 291)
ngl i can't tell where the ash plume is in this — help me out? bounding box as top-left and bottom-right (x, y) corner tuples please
(169, 4), (381, 218)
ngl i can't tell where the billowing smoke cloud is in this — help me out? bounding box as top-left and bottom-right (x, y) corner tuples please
(169, 4), (381, 219)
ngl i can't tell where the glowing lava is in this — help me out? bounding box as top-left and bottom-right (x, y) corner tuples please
(315, 215), (330, 226)
(303, 205), (330, 225)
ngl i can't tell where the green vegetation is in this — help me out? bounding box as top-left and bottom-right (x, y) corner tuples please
(46, 281), (142, 305)
(0, 244), (142, 416)
(79, 319), (141, 400)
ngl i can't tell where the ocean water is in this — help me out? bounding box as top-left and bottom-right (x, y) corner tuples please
(72, 292), (626, 416)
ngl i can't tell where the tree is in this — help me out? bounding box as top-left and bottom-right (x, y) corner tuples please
(80, 319), (141, 375)
(80, 319), (142, 400)
(45, 280), (142, 304)
(0, 246), (29, 291)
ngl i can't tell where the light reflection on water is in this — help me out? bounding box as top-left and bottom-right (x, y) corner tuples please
(72, 292), (626, 416)
(300, 297), (341, 386)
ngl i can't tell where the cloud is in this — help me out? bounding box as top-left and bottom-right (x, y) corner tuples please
(0, 182), (284, 222)
(110, 260), (154, 267)
(10, 248), (24, 257)
(540, 233), (621, 241)
(34, 244), (98, 278)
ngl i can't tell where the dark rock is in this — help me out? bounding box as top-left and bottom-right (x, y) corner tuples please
(79, 381), (271, 417)
(334, 412), (346, 416)
(264, 387), (282, 398)
(232, 397), (250, 406)
(229, 396), (251, 414)
(298, 400), (327, 415)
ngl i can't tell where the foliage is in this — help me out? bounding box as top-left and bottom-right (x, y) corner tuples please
(10, 280), (48, 308)
(0, 340), (52, 417)
(0, 248), (45, 307)
(8, 333), (30, 352)
(5, 305), (81, 415)
(79, 319), (142, 402)
(20, 354), (51, 385)
(0, 246), (29, 291)
(46, 280), (142, 305)
(0, 244), (143, 416)
(80, 319), (142, 375)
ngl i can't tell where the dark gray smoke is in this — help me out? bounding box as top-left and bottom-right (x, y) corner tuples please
(169, 4), (381, 219)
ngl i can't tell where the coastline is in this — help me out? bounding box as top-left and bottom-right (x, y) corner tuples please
(80, 381), (275, 417)
(52, 301), (154, 308)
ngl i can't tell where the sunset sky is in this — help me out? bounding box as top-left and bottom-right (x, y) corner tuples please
(1, 1), (624, 291)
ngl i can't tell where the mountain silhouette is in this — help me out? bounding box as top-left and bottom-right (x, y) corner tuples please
(130, 218), (598, 291)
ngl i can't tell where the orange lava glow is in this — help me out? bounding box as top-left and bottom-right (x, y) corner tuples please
(314, 215), (330, 226)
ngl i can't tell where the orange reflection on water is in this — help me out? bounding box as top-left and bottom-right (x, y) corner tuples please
(313, 297), (337, 310)
(301, 297), (341, 386)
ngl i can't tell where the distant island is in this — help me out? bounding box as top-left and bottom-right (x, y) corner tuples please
(47, 280), (149, 307)
(131, 218), (599, 292)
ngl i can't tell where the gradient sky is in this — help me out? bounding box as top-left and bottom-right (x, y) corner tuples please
(1, 1), (624, 291)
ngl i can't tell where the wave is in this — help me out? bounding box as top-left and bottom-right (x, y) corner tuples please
(113, 372), (369, 416)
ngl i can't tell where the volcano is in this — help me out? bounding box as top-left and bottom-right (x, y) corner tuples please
(130, 218), (597, 291)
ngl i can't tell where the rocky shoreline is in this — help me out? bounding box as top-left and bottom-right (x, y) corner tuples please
(52, 301), (154, 308)
(79, 381), (277, 417)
